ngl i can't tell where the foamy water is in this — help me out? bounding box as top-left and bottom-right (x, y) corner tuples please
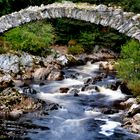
(24, 62), (139, 140)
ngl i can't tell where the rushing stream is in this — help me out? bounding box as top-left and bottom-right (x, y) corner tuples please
(20, 61), (139, 140)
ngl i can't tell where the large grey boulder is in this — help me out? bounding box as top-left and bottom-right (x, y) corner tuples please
(0, 53), (34, 74)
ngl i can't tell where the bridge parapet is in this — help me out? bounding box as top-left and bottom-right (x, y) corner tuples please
(0, 1), (140, 41)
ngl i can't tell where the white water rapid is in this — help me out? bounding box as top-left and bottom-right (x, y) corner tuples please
(23, 61), (139, 140)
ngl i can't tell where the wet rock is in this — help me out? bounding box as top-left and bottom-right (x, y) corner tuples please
(66, 55), (79, 66)
(101, 108), (119, 114)
(95, 86), (101, 92)
(99, 61), (115, 72)
(120, 98), (137, 110)
(110, 80), (121, 91)
(112, 99), (127, 109)
(68, 88), (80, 95)
(59, 87), (69, 93)
(64, 72), (79, 79)
(74, 92), (79, 97)
(128, 104), (140, 117)
(47, 69), (64, 81)
(33, 61), (63, 81)
(120, 82), (132, 95)
(39, 82), (45, 86)
(83, 74), (106, 86)
(124, 113), (140, 134)
(84, 77), (93, 85)
(81, 85), (95, 91)
(23, 87), (37, 95)
(131, 113), (140, 133)
(45, 103), (60, 111)
(92, 74), (106, 84)
(32, 67), (50, 81)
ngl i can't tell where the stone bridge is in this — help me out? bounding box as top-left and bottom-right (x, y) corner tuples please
(0, 1), (140, 41)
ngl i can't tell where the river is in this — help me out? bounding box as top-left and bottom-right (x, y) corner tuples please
(19, 61), (140, 140)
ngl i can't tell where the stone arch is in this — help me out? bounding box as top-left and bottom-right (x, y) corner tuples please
(0, 1), (140, 41)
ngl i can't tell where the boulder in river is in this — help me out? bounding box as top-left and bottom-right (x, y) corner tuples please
(120, 82), (132, 95)
(68, 88), (80, 96)
(123, 113), (140, 134)
(99, 61), (115, 72)
(59, 87), (70, 93)
(33, 62), (63, 81)
(32, 67), (50, 81)
(47, 69), (64, 81)
(127, 104), (140, 117)
(120, 98), (137, 110)
(131, 113), (140, 133)
(101, 108), (119, 114)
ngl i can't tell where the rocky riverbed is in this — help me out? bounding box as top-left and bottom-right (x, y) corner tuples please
(0, 49), (140, 139)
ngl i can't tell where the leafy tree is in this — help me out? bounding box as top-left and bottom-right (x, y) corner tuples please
(78, 31), (97, 53)
(116, 39), (140, 96)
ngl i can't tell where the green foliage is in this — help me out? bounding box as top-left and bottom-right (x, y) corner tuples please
(128, 79), (140, 96)
(68, 44), (84, 55)
(53, 19), (84, 44)
(116, 39), (140, 96)
(53, 18), (98, 53)
(96, 30), (128, 52)
(78, 31), (96, 53)
(0, 0), (13, 16)
(68, 39), (77, 46)
(53, 18), (128, 53)
(0, 0), (47, 16)
(3, 21), (55, 56)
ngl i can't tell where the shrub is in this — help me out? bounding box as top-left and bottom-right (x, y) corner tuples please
(68, 44), (84, 55)
(78, 31), (96, 53)
(53, 19), (128, 53)
(3, 21), (55, 56)
(68, 39), (77, 46)
(116, 39), (140, 96)
(128, 79), (140, 96)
